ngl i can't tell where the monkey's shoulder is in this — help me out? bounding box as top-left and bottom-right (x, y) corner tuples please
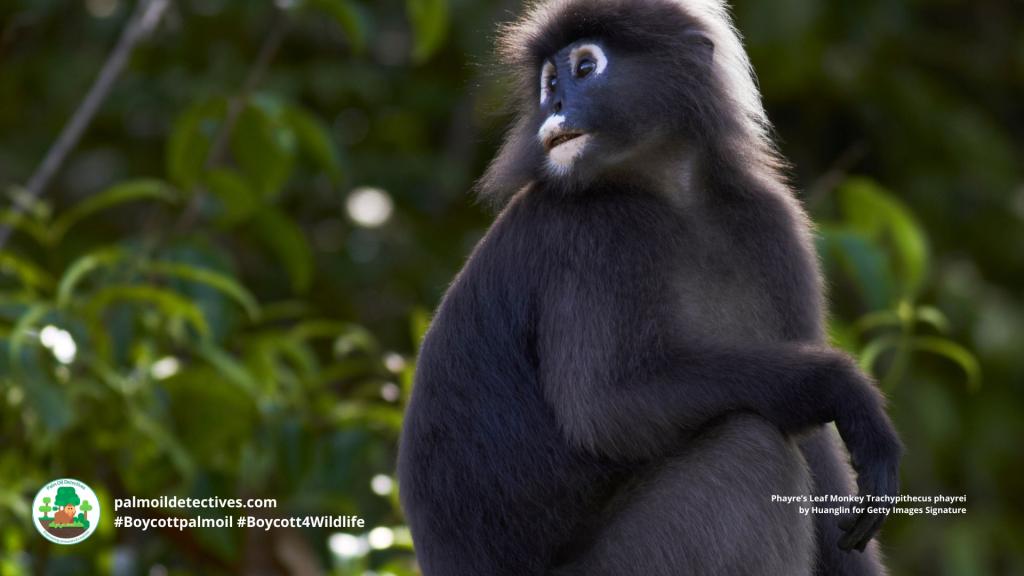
(423, 189), (670, 349)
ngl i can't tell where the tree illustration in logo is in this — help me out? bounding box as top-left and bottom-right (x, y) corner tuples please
(79, 500), (93, 521)
(39, 485), (88, 537)
(37, 496), (55, 521)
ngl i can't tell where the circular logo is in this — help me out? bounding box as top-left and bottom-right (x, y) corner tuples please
(32, 478), (101, 545)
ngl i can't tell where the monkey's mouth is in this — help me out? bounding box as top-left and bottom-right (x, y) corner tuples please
(544, 131), (586, 152)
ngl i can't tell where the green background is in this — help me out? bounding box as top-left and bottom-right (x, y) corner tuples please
(0, 0), (1021, 574)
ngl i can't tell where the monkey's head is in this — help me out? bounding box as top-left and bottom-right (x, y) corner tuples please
(478, 0), (777, 204)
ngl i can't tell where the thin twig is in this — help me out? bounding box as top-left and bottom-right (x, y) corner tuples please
(206, 13), (291, 169)
(0, 0), (170, 250)
(170, 12), (291, 233)
(805, 141), (868, 209)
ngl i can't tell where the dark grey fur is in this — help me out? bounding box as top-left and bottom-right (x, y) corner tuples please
(397, 1), (902, 574)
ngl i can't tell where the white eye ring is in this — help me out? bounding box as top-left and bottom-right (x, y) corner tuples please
(540, 61), (556, 104)
(570, 44), (608, 77)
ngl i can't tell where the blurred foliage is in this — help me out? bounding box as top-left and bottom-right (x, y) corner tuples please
(0, 0), (1021, 575)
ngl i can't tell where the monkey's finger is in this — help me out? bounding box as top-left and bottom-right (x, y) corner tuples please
(845, 514), (885, 552)
(849, 512), (878, 548)
(855, 515), (886, 552)
(841, 511), (884, 551)
(837, 512), (877, 551)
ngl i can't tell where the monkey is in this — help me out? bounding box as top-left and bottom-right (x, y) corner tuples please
(397, 1), (902, 575)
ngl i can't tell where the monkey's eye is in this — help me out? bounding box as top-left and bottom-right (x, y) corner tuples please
(540, 61), (558, 104)
(575, 57), (597, 78)
(569, 43), (608, 81)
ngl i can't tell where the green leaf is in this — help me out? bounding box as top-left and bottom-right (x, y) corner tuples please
(57, 247), (260, 321)
(57, 247), (125, 308)
(7, 304), (50, 369)
(24, 375), (75, 433)
(167, 97), (228, 190)
(0, 486), (31, 520)
(282, 105), (343, 182)
(258, 300), (310, 323)
(0, 209), (49, 245)
(406, 0), (448, 63)
(858, 333), (902, 379)
(307, 0), (368, 52)
(162, 365), (258, 470)
(853, 303), (952, 336)
(5, 306), (77, 434)
(230, 102), (296, 201)
(195, 343), (262, 399)
(81, 353), (133, 395)
(272, 336), (319, 381)
(235, 330), (319, 394)
(128, 406), (196, 479)
(313, 359), (378, 388)
(853, 309), (903, 335)
(838, 178), (930, 299)
(85, 285), (209, 337)
(203, 168), (259, 226)
(826, 319), (858, 353)
(911, 336), (982, 391)
(817, 225), (894, 310)
(50, 179), (178, 243)
(914, 305), (952, 334)
(289, 320), (373, 346)
(332, 401), (403, 432)
(329, 323), (379, 357)
(859, 333), (982, 391)
(0, 251), (54, 293)
(410, 307), (431, 347)
(0, 290), (41, 308)
(250, 208), (313, 294)
(142, 261), (261, 321)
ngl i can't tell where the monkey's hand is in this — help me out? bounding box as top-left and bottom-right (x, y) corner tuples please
(832, 360), (903, 552)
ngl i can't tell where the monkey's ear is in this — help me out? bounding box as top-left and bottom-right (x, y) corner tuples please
(683, 29), (715, 67)
(475, 114), (543, 209)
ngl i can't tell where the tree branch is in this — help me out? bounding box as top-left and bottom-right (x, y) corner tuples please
(0, 0), (170, 249)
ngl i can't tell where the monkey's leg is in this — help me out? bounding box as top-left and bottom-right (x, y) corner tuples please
(799, 426), (888, 576)
(552, 413), (814, 576)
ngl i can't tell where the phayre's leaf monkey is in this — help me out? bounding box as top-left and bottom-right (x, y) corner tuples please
(398, 1), (902, 574)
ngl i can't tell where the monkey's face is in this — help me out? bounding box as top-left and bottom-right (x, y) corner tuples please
(534, 40), (679, 185)
(478, 0), (728, 203)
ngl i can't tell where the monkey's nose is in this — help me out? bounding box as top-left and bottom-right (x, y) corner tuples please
(553, 99), (562, 113)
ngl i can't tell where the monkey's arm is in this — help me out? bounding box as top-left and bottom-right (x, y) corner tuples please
(543, 342), (901, 552)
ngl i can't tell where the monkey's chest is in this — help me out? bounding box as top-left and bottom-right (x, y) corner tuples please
(670, 249), (789, 345)
(512, 190), (798, 344)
